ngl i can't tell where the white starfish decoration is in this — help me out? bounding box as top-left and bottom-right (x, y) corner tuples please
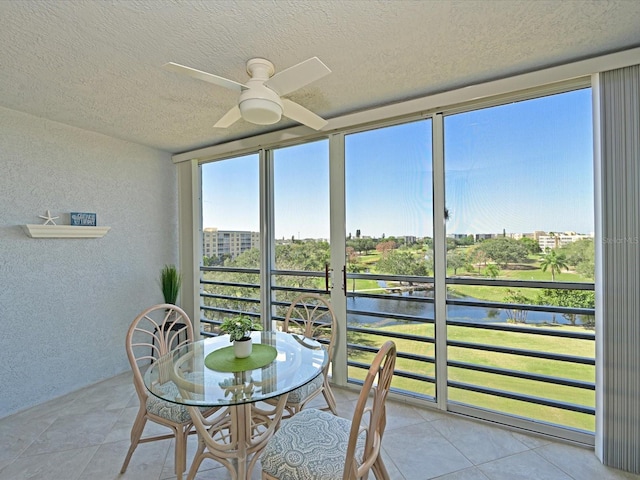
(38, 210), (59, 226)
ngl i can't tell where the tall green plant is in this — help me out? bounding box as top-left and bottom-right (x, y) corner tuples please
(160, 264), (182, 305)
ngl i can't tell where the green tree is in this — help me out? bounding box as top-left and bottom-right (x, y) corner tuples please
(376, 249), (429, 281)
(347, 259), (364, 292)
(477, 237), (528, 268)
(276, 240), (330, 287)
(447, 250), (467, 275)
(536, 288), (595, 327)
(468, 244), (489, 268)
(485, 263), (500, 278)
(519, 237), (541, 255)
(362, 238), (376, 254)
(539, 249), (569, 281)
(560, 238), (594, 279)
(376, 240), (397, 254)
(455, 235), (475, 247)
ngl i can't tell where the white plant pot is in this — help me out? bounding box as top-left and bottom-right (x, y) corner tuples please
(233, 338), (252, 358)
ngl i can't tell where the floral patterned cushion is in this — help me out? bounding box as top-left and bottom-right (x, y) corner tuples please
(260, 408), (364, 480)
(286, 371), (323, 404)
(146, 380), (206, 423)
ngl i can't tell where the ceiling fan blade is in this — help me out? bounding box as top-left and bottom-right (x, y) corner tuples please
(265, 57), (331, 96)
(282, 99), (328, 130)
(214, 105), (242, 128)
(163, 62), (247, 92)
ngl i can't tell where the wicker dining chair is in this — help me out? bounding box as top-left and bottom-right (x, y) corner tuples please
(120, 304), (216, 480)
(280, 293), (338, 416)
(260, 340), (397, 480)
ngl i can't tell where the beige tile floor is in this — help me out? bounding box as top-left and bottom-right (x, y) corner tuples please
(1, 372), (638, 480)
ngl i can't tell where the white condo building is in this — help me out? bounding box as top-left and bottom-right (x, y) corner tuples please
(203, 228), (260, 259)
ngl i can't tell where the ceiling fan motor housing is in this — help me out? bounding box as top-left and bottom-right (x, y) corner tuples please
(239, 58), (283, 125)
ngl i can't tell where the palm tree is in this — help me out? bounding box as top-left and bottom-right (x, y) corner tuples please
(539, 249), (569, 281)
(485, 263), (500, 279)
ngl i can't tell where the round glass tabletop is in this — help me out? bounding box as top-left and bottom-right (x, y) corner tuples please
(143, 330), (328, 407)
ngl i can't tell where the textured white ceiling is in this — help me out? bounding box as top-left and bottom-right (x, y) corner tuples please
(1, 0), (639, 154)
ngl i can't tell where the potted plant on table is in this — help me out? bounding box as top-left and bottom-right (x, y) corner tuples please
(220, 315), (263, 358)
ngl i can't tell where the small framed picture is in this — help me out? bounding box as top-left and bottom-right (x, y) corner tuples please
(70, 212), (97, 226)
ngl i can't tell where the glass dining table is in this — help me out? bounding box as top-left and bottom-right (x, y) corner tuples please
(143, 329), (328, 480)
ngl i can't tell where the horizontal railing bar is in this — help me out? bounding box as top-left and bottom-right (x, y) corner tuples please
(201, 280), (260, 289)
(448, 360), (595, 390)
(447, 320), (595, 340)
(201, 266), (259, 274)
(447, 298), (594, 316)
(271, 300), (331, 312)
(200, 306), (260, 318)
(390, 369), (435, 383)
(448, 380), (595, 415)
(347, 343), (434, 365)
(348, 361), (435, 384)
(272, 269), (325, 278)
(347, 272), (434, 283)
(346, 343), (384, 356)
(348, 309), (434, 323)
(347, 325), (435, 344)
(347, 291), (435, 303)
(201, 293), (260, 304)
(345, 272), (594, 291)
(448, 340), (595, 365)
(446, 277), (594, 290)
(271, 286), (327, 295)
(398, 352), (435, 364)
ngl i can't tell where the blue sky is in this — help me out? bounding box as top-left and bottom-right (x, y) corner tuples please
(202, 88), (594, 239)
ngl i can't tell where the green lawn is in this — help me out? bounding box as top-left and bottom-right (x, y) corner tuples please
(347, 321), (595, 432)
(448, 258), (593, 302)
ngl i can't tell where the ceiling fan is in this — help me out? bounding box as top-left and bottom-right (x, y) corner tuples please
(164, 57), (331, 130)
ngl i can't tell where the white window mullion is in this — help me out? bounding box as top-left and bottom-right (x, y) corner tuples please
(329, 132), (348, 386)
(259, 149), (276, 328)
(432, 113), (448, 410)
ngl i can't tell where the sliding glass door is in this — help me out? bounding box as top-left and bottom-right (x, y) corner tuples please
(344, 120), (436, 398)
(443, 88), (595, 439)
(199, 154), (261, 333)
(271, 140), (331, 316)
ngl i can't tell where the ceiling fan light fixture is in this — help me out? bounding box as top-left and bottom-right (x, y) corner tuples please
(164, 56), (330, 129)
(239, 98), (283, 125)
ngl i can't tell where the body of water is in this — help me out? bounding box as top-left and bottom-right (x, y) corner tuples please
(347, 291), (592, 328)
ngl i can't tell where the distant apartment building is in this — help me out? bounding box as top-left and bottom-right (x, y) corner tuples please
(474, 233), (496, 242)
(448, 233), (469, 241)
(537, 232), (594, 251)
(203, 228), (260, 258)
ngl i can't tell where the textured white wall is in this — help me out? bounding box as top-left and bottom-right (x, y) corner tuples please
(0, 107), (177, 418)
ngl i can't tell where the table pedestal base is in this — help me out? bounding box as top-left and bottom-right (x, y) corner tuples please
(186, 395), (288, 480)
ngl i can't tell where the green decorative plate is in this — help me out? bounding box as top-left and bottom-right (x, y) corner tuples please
(204, 343), (278, 373)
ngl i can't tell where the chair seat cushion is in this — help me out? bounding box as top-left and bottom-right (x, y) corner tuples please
(146, 380), (206, 423)
(286, 371), (323, 404)
(260, 408), (364, 480)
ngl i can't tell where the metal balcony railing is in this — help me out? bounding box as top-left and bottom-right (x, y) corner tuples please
(199, 265), (595, 436)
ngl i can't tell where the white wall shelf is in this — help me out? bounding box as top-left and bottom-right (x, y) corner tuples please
(23, 224), (111, 238)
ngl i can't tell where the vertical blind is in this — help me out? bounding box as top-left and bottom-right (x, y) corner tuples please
(600, 63), (640, 474)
